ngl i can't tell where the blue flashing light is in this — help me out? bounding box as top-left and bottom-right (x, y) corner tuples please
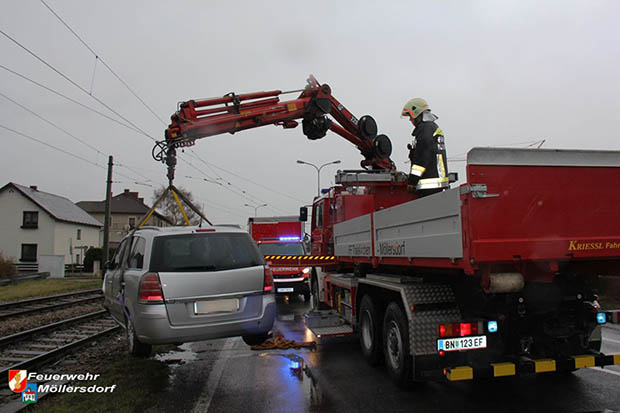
(279, 236), (300, 241)
(597, 312), (607, 325)
(321, 188), (330, 194)
(487, 320), (498, 333)
(289, 360), (300, 369)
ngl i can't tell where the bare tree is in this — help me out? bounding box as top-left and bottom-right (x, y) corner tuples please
(152, 186), (204, 226)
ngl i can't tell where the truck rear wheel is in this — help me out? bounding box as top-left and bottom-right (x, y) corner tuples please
(383, 302), (413, 386)
(359, 295), (382, 365)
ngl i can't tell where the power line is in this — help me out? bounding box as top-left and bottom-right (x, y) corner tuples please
(187, 148), (307, 204)
(39, 0), (167, 126)
(0, 88), (166, 187)
(0, 64), (142, 134)
(0, 28), (156, 142)
(0, 90), (104, 155)
(0, 123), (138, 181)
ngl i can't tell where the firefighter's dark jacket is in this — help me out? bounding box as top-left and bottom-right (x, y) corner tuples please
(408, 120), (449, 190)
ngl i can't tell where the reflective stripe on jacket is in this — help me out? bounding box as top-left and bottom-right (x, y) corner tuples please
(408, 120), (449, 191)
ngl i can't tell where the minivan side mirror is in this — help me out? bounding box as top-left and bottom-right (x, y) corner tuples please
(299, 206), (308, 222)
(103, 261), (112, 271)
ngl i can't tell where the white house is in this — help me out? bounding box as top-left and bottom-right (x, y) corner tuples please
(0, 183), (102, 272)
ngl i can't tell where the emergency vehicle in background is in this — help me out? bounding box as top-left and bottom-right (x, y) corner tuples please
(248, 216), (311, 301)
(156, 75), (620, 386)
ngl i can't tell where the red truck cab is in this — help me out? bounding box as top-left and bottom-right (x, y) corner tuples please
(248, 216), (311, 301)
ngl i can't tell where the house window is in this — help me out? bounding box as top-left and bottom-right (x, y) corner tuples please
(21, 244), (37, 262)
(129, 217), (136, 228)
(22, 211), (38, 229)
(77, 229), (81, 240)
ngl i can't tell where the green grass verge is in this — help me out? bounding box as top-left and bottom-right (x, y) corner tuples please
(0, 279), (102, 302)
(30, 355), (169, 413)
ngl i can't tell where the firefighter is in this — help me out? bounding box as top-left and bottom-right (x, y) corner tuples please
(401, 98), (449, 197)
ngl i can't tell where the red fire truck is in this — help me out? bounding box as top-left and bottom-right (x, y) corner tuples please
(156, 75), (620, 386)
(248, 216), (311, 301)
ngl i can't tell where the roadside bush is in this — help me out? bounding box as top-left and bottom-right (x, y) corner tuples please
(84, 247), (102, 273)
(0, 252), (17, 279)
(84, 247), (115, 273)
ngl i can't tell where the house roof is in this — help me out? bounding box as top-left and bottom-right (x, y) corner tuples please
(77, 189), (173, 224)
(2, 183), (102, 227)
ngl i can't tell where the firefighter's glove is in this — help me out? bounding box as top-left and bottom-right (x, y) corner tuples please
(407, 173), (418, 193)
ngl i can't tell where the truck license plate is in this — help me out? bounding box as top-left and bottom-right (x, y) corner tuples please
(194, 299), (239, 314)
(277, 287), (294, 293)
(437, 335), (487, 352)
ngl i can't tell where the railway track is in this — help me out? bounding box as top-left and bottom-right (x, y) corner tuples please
(0, 310), (120, 375)
(0, 288), (103, 320)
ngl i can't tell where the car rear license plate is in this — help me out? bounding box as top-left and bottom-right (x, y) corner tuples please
(277, 287), (294, 293)
(194, 298), (239, 314)
(437, 335), (487, 352)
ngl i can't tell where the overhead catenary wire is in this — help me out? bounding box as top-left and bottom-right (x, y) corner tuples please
(0, 88), (166, 187)
(39, 0), (168, 126)
(187, 148), (307, 204)
(0, 90), (104, 155)
(179, 158), (288, 216)
(0, 64), (142, 135)
(0, 123), (140, 182)
(0, 28), (157, 142)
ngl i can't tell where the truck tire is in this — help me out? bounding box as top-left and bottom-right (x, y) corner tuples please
(127, 316), (152, 357)
(303, 290), (311, 303)
(359, 295), (382, 365)
(383, 302), (413, 386)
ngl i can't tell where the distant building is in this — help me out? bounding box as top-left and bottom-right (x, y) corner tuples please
(77, 189), (172, 248)
(0, 183), (102, 272)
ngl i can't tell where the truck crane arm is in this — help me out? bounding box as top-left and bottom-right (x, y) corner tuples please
(154, 75), (395, 184)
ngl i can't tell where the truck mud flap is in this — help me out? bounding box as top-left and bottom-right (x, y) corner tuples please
(439, 353), (620, 381)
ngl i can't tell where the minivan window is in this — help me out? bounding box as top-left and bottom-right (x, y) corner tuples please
(258, 242), (306, 256)
(127, 236), (146, 269)
(150, 233), (264, 272)
(110, 238), (129, 270)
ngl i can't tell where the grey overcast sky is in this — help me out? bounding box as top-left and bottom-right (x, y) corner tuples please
(1, 0), (619, 225)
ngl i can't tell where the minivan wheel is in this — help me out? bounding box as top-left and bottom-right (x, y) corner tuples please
(383, 302), (413, 387)
(242, 333), (270, 346)
(359, 295), (382, 365)
(127, 317), (152, 357)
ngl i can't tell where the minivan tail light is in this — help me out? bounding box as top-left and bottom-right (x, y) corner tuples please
(263, 266), (274, 292)
(138, 272), (164, 304)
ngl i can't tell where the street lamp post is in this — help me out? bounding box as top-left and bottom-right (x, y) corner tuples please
(296, 159), (341, 196)
(244, 203), (267, 217)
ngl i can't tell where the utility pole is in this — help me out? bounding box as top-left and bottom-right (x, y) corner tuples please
(102, 155), (113, 277)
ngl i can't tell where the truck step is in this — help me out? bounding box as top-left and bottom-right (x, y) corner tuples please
(304, 310), (354, 338)
(308, 324), (354, 338)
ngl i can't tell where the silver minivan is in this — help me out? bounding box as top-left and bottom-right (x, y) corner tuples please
(103, 225), (276, 356)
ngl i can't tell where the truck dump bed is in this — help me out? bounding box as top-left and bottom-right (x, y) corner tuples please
(333, 147), (620, 277)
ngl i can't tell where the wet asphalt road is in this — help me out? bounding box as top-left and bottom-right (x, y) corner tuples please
(151, 296), (620, 413)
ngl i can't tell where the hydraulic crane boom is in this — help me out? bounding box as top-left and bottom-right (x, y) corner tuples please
(154, 75), (395, 184)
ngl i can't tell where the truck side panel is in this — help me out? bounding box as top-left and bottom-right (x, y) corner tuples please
(374, 188), (463, 259)
(466, 148), (620, 264)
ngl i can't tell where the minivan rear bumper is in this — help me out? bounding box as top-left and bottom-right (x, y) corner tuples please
(133, 294), (276, 344)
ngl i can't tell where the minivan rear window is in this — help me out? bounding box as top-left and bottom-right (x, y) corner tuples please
(150, 233), (264, 272)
